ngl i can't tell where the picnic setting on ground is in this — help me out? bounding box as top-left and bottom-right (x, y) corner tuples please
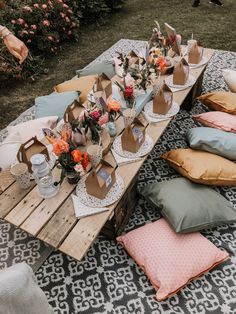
(0, 0), (236, 313)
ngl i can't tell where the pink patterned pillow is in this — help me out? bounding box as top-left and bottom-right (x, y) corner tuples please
(117, 218), (228, 301)
(193, 111), (236, 133)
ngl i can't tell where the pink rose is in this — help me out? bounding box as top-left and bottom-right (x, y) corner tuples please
(18, 18), (25, 25)
(31, 24), (37, 30)
(23, 5), (32, 12)
(27, 39), (32, 43)
(47, 36), (54, 41)
(67, 9), (73, 14)
(29, 31), (34, 35)
(11, 20), (16, 24)
(42, 4), (47, 9)
(63, 4), (68, 8)
(33, 3), (39, 8)
(43, 20), (50, 27)
(24, 23), (29, 29)
(60, 12), (66, 18)
(67, 30), (72, 35)
(65, 17), (70, 23)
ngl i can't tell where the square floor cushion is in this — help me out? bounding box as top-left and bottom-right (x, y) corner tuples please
(141, 177), (236, 233)
(197, 91), (236, 114)
(54, 75), (97, 103)
(117, 218), (229, 301)
(222, 69), (236, 93)
(35, 91), (79, 120)
(0, 262), (53, 314)
(186, 127), (236, 160)
(193, 111), (236, 133)
(7, 116), (58, 143)
(161, 148), (236, 186)
(76, 60), (115, 79)
(0, 132), (21, 170)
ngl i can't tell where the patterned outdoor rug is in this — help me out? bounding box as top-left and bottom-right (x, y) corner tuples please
(1, 39), (236, 313)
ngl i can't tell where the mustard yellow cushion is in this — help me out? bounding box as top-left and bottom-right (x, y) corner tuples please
(197, 92), (236, 114)
(54, 75), (97, 103)
(161, 148), (236, 186)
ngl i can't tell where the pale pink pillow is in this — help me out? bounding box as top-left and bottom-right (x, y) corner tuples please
(117, 218), (228, 301)
(193, 111), (236, 133)
(7, 116), (58, 143)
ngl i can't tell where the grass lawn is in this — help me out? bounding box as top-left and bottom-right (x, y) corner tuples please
(0, 0), (235, 129)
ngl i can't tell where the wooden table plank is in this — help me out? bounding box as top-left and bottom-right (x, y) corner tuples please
(0, 181), (35, 218)
(20, 178), (75, 236)
(37, 196), (77, 248)
(0, 168), (15, 194)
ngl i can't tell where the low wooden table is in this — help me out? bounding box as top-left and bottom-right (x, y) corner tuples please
(0, 48), (214, 261)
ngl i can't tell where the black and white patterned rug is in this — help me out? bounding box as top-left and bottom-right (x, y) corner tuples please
(1, 40), (236, 313)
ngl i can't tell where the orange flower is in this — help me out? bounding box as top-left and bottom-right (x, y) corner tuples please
(53, 139), (69, 156)
(108, 97), (121, 112)
(61, 129), (71, 142)
(81, 152), (89, 170)
(71, 149), (83, 163)
(157, 56), (166, 71)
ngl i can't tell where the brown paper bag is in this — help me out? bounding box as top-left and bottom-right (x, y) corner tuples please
(121, 118), (146, 153)
(153, 83), (173, 115)
(85, 160), (116, 199)
(173, 58), (189, 85)
(188, 42), (203, 64)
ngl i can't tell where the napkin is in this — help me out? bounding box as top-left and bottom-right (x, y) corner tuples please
(111, 148), (141, 166)
(71, 194), (109, 219)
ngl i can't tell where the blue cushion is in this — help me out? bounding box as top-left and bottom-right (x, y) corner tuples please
(186, 127), (236, 160)
(76, 60), (115, 79)
(35, 91), (79, 120)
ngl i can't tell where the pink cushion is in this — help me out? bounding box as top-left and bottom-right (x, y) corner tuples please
(193, 111), (236, 133)
(117, 218), (228, 301)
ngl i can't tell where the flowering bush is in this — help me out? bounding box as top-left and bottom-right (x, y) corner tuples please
(1, 0), (80, 53)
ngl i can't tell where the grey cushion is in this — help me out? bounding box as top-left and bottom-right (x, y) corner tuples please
(35, 91), (79, 120)
(76, 60), (115, 79)
(186, 127), (236, 160)
(141, 177), (236, 233)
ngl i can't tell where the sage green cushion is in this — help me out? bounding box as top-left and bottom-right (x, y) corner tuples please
(35, 91), (79, 120)
(187, 127), (236, 160)
(76, 60), (115, 79)
(141, 177), (236, 233)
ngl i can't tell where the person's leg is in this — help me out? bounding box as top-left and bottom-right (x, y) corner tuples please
(192, 0), (200, 7)
(209, 0), (223, 6)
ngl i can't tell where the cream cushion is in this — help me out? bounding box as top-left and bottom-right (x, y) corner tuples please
(222, 69), (236, 93)
(0, 132), (21, 170)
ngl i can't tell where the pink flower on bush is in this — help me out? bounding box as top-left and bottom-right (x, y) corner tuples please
(47, 36), (54, 41)
(29, 31), (34, 35)
(23, 6), (32, 12)
(27, 39), (32, 43)
(18, 18), (25, 25)
(63, 4), (68, 8)
(24, 23), (29, 29)
(42, 4), (47, 9)
(11, 20), (16, 24)
(43, 20), (50, 27)
(67, 9), (73, 14)
(67, 30), (72, 35)
(65, 17), (70, 23)
(60, 12), (66, 18)
(31, 25), (37, 30)
(33, 3), (39, 8)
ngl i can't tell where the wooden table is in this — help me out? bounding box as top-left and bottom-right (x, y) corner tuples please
(0, 48), (214, 261)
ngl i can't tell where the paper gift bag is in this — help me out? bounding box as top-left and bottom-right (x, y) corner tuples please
(188, 42), (203, 64)
(85, 160), (116, 199)
(64, 100), (86, 123)
(153, 83), (173, 115)
(173, 58), (189, 85)
(95, 73), (112, 97)
(17, 137), (49, 173)
(121, 118), (146, 153)
(164, 23), (181, 56)
(128, 50), (140, 66)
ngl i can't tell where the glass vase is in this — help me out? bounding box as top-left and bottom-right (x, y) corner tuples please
(106, 121), (117, 137)
(66, 171), (80, 184)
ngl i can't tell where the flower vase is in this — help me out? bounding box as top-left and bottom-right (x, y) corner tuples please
(106, 121), (117, 137)
(66, 171), (80, 184)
